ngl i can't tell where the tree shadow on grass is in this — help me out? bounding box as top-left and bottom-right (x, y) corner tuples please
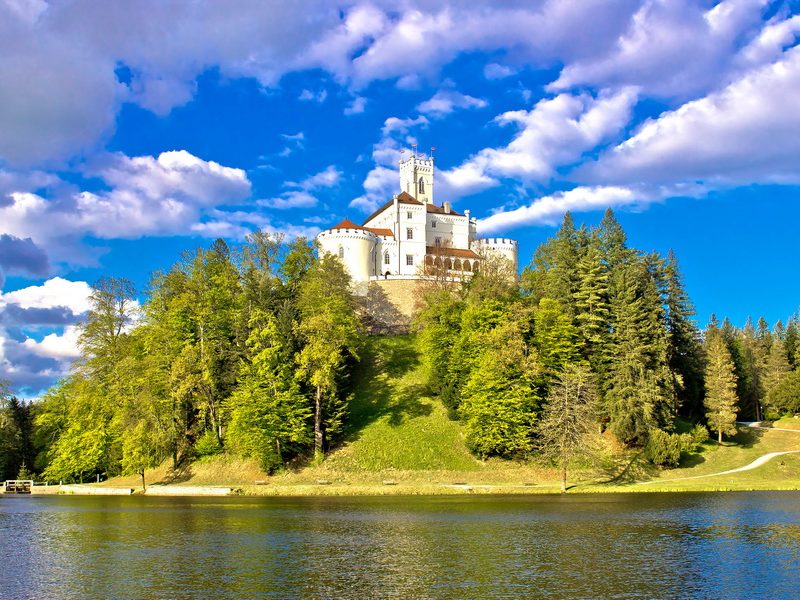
(732, 426), (763, 448)
(160, 463), (194, 484)
(344, 338), (432, 438)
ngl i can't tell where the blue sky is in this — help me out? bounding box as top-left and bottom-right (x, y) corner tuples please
(1, 0), (799, 395)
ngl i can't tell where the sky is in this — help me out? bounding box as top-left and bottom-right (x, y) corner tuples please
(1, 0), (799, 396)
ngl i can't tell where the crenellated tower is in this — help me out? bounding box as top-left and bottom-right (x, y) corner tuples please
(399, 152), (434, 204)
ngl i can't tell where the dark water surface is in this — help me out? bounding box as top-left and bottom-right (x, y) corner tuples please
(1, 492), (799, 598)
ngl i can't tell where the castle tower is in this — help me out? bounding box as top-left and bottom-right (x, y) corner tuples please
(399, 152), (434, 204)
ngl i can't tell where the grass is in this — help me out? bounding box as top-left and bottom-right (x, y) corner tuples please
(96, 335), (800, 496)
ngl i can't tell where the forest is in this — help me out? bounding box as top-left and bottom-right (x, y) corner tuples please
(1, 209), (799, 486)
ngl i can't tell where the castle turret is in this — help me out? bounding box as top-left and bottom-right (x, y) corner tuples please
(399, 152), (434, 204)
(473, 237), (519, 275)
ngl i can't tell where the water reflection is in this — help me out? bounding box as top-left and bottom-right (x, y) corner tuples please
(1, 492), (799, 598)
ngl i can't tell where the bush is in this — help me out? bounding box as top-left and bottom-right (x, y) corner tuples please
(194, 430), (223, 459)
(644, 429), (683, 468)
(689, 424), (709, 449)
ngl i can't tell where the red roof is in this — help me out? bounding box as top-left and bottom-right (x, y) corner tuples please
(329, 219), (393, 237)
(426, 204), (463, 217)
(363, 192), (424, 224)
(426, 246), (481, 259)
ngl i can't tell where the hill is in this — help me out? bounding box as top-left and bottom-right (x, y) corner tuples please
(99, 335), (800, 495)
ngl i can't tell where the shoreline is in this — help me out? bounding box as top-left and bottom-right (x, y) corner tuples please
(7, 479), (800, 498)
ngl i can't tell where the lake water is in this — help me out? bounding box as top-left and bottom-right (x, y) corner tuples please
(1, 492), (799, 598)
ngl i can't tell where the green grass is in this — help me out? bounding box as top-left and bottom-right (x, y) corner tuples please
(323, 335), (479, 472)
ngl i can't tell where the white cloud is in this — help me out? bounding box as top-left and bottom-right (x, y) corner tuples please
(484, 63), (516, 80)
(583, 45), (800, 185)
(443, 88), (637, 196)
(260, 190), (319, 210)
(299, 88), (328, 103)
(381, 115), (429, 136)
(0, 277), (92, 315)
(23, 325), (82, 360)
(261, 165), (342, 210)
(549, 0), (769, 98)
(417, 89), (488, 118)
(0, 150), (251, 245)
(291, 165), (342, 190)
(344, 95), (367, 115)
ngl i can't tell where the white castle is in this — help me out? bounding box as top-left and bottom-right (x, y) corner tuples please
(317, 152), (518, 292)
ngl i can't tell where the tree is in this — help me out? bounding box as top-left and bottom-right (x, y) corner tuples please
(663, 250), (704, 418)
(227, 310), (311, 471)
(573, 234), (610, 373)
(295, 254), (363, 459)
(762, 339), (792, 418)
(535, 365), (600, 492)
(460, 318), (541, 458)
(766, 370), (800, 415)
(704, 334), (740, 443)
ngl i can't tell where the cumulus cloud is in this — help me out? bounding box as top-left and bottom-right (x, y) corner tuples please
(0, 234), (50, 280)
(259, 165), (341, 210)
(417, 89), (488, 117)
(22, 325), (82, 360)
(549, 0), (770, 98)
(0, 277), (92, 315)
(0, 150), (251, 252)
(442, 88), (638, 196)
(483, 63), (516, 80)
(583, 45), (800, 185)
(344, 95), (367, 115)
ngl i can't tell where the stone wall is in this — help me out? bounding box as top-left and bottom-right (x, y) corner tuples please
(362, 279), (419, 333)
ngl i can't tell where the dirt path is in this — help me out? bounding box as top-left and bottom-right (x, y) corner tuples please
(637, 424), (800, 485)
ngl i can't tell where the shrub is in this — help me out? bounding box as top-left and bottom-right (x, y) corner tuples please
(644, 429), (683, 468)
(194, 430), (223, 459)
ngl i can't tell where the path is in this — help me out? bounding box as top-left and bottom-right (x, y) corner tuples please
(637, 423), (800, 485)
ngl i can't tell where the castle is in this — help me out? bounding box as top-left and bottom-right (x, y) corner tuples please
(317, 152), (518, 297)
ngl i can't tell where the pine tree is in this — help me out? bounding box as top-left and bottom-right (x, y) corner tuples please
(738, 317), (767, 421)
(663, 250), (704, 418)
(762, 339), (792, 418)
(535, 364), (600, 493)
(785, 316), (800, 368)
(704, 334), (739, 443)
(573, 233), (610, 375)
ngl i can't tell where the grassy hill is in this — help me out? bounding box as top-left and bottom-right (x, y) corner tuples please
(102, 335), (800, 495)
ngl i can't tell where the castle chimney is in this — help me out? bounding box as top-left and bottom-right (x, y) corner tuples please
(444, 201), (451, 214)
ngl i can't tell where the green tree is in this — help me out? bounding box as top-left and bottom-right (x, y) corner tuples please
(766, 369), (800, 415)
(227, 310), (311, 471)
(295, 254), (363, 459)
(460, 319), (541, 458)
(572, 233), (610, 373)
(533, 298), (581, 375)
(704, 334), (740, 443)
(535, 364), (600, 493)
(762, 340), (793, 418)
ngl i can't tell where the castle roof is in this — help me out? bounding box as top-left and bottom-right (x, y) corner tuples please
(362, 191), (463, 224)
(330, 218), (394, 238)
(426, 246), (481, 259)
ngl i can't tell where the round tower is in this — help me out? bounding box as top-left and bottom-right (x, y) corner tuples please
(472, 237), (519, 274)
(317, 226), (377, 293)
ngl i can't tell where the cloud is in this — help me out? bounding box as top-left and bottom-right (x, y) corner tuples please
(0, 234), (50, 279)
(583, 45), (800, 185)
(416, 89), (488, 118)
(0, 277), (92, 315)
(549, 0), (770, 98)
(381, 115), (429, 136)
(0, 150), (251, 252)
(299, 88), (328, 103)
(260, 165), (341, 210)
(484, 62), (516, 80)
(442, 88), (638, 197)
(344, 95), (367, 115)
(22, 325), (82, 360)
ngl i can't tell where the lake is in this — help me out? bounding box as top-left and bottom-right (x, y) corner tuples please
(1, 492), (799, 598)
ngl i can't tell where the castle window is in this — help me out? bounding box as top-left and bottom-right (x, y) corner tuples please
(419, 177), (425, 194)
(406, 254), (414, 266)
(384, 252), (390, 265)
(406, 211), (412, 219)
(338, 246), (344, 259)
(406, 228), (413, 240)
(435, 237), (441, 247)
(431, 219), (437, 228)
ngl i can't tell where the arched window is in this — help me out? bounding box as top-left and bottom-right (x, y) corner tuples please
(338, 246), (344, 259)
(454, 259), (462, 271)
(444, 258), (452, 270)
(418, 177), (425, 194)
(384, 252), (390, 265)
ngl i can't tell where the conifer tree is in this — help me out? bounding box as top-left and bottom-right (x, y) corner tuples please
(738, 318), (767, 421)
(785, 316), (799, 367)
(535, 364), (600, 493)
(573, 233), (610, 374)
(762, 339), (792, 418)
(704, 334), (739, 443)
(663, 250), (704, 418)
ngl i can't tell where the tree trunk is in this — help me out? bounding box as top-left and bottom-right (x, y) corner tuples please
(718, 429), (723, 444)
(561, 458), (567, 494)
(141, 470), (146, 492)
(314, 385), (324, 459)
